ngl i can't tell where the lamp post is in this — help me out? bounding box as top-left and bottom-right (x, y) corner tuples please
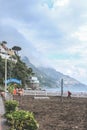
(4, 57), (7, 98)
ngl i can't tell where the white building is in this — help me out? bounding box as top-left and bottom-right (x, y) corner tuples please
(0, 43), (17, 63)
(27, 76), (40, 90)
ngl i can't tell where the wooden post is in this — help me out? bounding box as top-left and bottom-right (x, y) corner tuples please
(61, 78), (63, 102)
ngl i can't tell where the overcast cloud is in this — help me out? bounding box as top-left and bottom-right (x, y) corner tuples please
(0, 0), (87, 85)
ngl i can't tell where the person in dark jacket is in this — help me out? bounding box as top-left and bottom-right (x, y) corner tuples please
(67, 91), (72, 98)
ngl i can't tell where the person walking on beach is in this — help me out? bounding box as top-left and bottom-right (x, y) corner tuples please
(67, 91), (72, 98)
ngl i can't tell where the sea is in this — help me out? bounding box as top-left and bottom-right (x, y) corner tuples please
(43, 86), (87, 93)
(42, 86), (87, 98)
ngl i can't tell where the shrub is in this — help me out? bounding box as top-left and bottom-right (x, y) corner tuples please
(6, 110), (39, 130)
(4, 100), (39, 130)
(5, 100), (19, 113)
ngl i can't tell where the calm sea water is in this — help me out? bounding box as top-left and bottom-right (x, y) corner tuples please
(42, 87), (87, 97)
(43, 87), (87, 93)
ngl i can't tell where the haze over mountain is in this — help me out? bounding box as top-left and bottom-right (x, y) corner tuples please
(22, 56), (87, 92)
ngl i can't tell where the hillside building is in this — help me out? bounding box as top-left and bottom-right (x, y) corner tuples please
(26, 76), (40, 90)
(0, 43), (17, 63)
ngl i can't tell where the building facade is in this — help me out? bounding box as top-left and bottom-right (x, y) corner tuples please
(27, 76), (40, 90)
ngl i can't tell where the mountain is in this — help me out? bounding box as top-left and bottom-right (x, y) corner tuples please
(22, 56), (58, 88)
(22, 56), (87, 92)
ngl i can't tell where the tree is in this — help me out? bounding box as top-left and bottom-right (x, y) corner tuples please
(12, 46), (21, 54)
(2, 41), (7, 44)
(27, 68), (34, 76)
(11, 55), (34, 86)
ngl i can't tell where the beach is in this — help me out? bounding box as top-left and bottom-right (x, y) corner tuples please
(13, 95), (87, 130)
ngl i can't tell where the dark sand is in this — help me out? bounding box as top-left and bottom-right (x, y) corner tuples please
(13, 95), (87, 130)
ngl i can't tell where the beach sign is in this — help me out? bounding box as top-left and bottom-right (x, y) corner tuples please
(5, 78), (21, 85)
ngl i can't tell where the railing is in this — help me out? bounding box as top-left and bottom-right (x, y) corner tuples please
(24, 90), (87, 97)
(24, 90), (61, 96)
(2, 90), (87, 99)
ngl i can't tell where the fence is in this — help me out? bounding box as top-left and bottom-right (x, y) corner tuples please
(4, 90), (87, 99)
(24, 90), (87, 98)
(24, 90), (60, 96)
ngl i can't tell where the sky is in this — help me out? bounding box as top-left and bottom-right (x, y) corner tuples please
(0, 0), (87, 85)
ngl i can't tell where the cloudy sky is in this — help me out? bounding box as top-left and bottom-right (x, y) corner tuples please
(0, 0), (87, 85)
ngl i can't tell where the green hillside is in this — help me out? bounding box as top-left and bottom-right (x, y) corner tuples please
(0, 55), (34, 88)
